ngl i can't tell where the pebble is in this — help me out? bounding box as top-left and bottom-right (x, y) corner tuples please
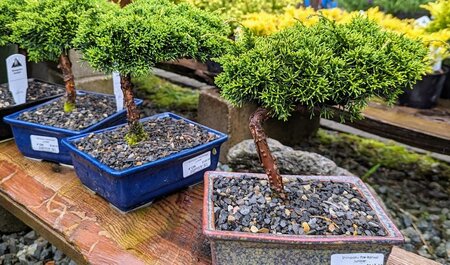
(0, 81), (64, 109)
(19, 94), (116, 131)
(213, 176), (385, 236)
(75, 117), (217, 170)
(0, 231), (74, 264)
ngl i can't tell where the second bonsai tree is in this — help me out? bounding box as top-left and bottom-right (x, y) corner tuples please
(75, 0), (231, 145)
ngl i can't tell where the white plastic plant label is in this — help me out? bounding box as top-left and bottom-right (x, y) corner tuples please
(6, 54), (28, 104)
(331, 253), (384, 265)
(415, 16), (431, 27)
(112, 72), (124, 111)
(30, 135), (59, 154)
(182, 151), (211, 178)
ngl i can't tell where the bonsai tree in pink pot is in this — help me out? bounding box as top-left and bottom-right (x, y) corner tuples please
(203, 16), (428, 264)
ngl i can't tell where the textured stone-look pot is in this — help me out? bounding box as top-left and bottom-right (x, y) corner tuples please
(203, 172), (404, 265)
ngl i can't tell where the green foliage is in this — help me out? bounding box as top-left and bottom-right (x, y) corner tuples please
(134, 75), (199, 111)
(339, 0), (432, 17)
(422, 0), (450, 32)
(0, 0), (24, 46)
(74, 0), (232, 76)
(125, 123), (148, 146)
(315, 129), (450, 177)
(9, 0), (105, 62)
(170, 0), (301, 18)
(216, 17), (428, 121)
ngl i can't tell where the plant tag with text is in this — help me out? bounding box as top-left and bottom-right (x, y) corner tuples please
(112, 72), (123, 111)
(183, 151), (211, 178)
(6, 54), (28, 105)
(30, 135), (59, 154)
(331, 253), (384, 265)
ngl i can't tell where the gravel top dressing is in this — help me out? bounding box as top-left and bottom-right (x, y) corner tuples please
(213, 175), (387, 236)
(18, 94), (116, 131)
(0, 80), (65, 109)
(75, 117), (218, 171)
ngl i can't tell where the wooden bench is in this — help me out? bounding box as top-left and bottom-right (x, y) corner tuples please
(0, 141), (441, 264)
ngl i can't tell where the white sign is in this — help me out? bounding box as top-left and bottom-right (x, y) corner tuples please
(331, 253), (384, 265)
(182, 152), (211, 178)
(6, 54), (28, 104)
(112, 72), (124, 111)
(30, 135), (59, 154)
(415, 16), (431, 27)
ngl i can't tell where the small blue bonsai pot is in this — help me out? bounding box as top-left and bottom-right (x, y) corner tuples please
(3, 91), (142, 165)
(62, 112), (228, 212)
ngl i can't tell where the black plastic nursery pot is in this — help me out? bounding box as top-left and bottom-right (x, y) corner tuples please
(440, 63), (450, 99)
(0, 79), (65, 141)
(203, 172), (404, 265)
(3, 91), (142, 165)
(62, 112), (228, 212)
(398, 67), (448, 109)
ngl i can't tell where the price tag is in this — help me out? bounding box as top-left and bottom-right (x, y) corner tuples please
(331, 253), (384, 265)
(30, 135), (59, 154)
(182, 151), (211, 178)
(112, 72), (124, 111)
(6, 54), (28, 104)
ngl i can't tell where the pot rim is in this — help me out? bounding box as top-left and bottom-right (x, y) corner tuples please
(61, 112), (228, 177)
(203, 171), (404, 245)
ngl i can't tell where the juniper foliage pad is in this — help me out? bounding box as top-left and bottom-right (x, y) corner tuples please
(0, 0), (24, 46)
(9, 0), (105, 63)
(74, 0), (232, 76)
(215, 17), (428, 121)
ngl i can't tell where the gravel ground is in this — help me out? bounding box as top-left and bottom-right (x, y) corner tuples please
(18, 94), (117, 131)
(214, 175), (385, 236)
(0, 80), (65, 109)
(0, 230), (74, 265)
(74, 117), (218, 170)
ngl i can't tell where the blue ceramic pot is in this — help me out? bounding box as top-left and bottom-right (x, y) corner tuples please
(3, 91), (142, 165)
(62, 112), (228, 212)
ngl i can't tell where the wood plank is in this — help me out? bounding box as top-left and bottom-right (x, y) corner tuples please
(0, 141), (210, 265)
(335, 102), (450, 155)
(0, 141), (440, 264)
(388, 247), (441, 265)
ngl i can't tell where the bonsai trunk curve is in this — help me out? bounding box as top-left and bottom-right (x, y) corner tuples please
(120, 73), (147, 145)
(249, 107), (284, 192)
(58, 53), (76, 112)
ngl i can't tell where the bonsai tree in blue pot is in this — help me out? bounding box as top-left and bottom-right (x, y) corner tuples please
(10, 0), (107, 112)
(62, 0), (231, 211)
(3, 0), (144, 165)
(202, 17), (429, 265)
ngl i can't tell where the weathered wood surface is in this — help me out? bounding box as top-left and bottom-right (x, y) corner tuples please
(338, 102), (450, 155)
(0, 141), (441, 265)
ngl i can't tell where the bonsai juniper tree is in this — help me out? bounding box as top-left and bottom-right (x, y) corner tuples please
(215, 17), (428, 193)
(0, 0), (24, 47)
(74, 0), (231, 144)
(9, 0), (107, 112)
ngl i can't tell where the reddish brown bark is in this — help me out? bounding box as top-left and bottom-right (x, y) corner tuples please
(249, 108), (284, 192)
(310, 0), (321, 10)
(58, 54), (76, 110)
(120, 74), (140, 132)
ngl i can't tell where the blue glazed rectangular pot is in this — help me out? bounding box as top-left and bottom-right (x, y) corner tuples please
(203, 172), (404, 265)
(3, 91), (142, 165)
(62, 112), (228, 212)
(0, 79), (65, 141)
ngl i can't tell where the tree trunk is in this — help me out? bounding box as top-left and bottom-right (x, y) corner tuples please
(120, 74), (146, 144)
(249, 107), (284, 192)
(311, 0), (321, 10)
(58, 53), (76, 112)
